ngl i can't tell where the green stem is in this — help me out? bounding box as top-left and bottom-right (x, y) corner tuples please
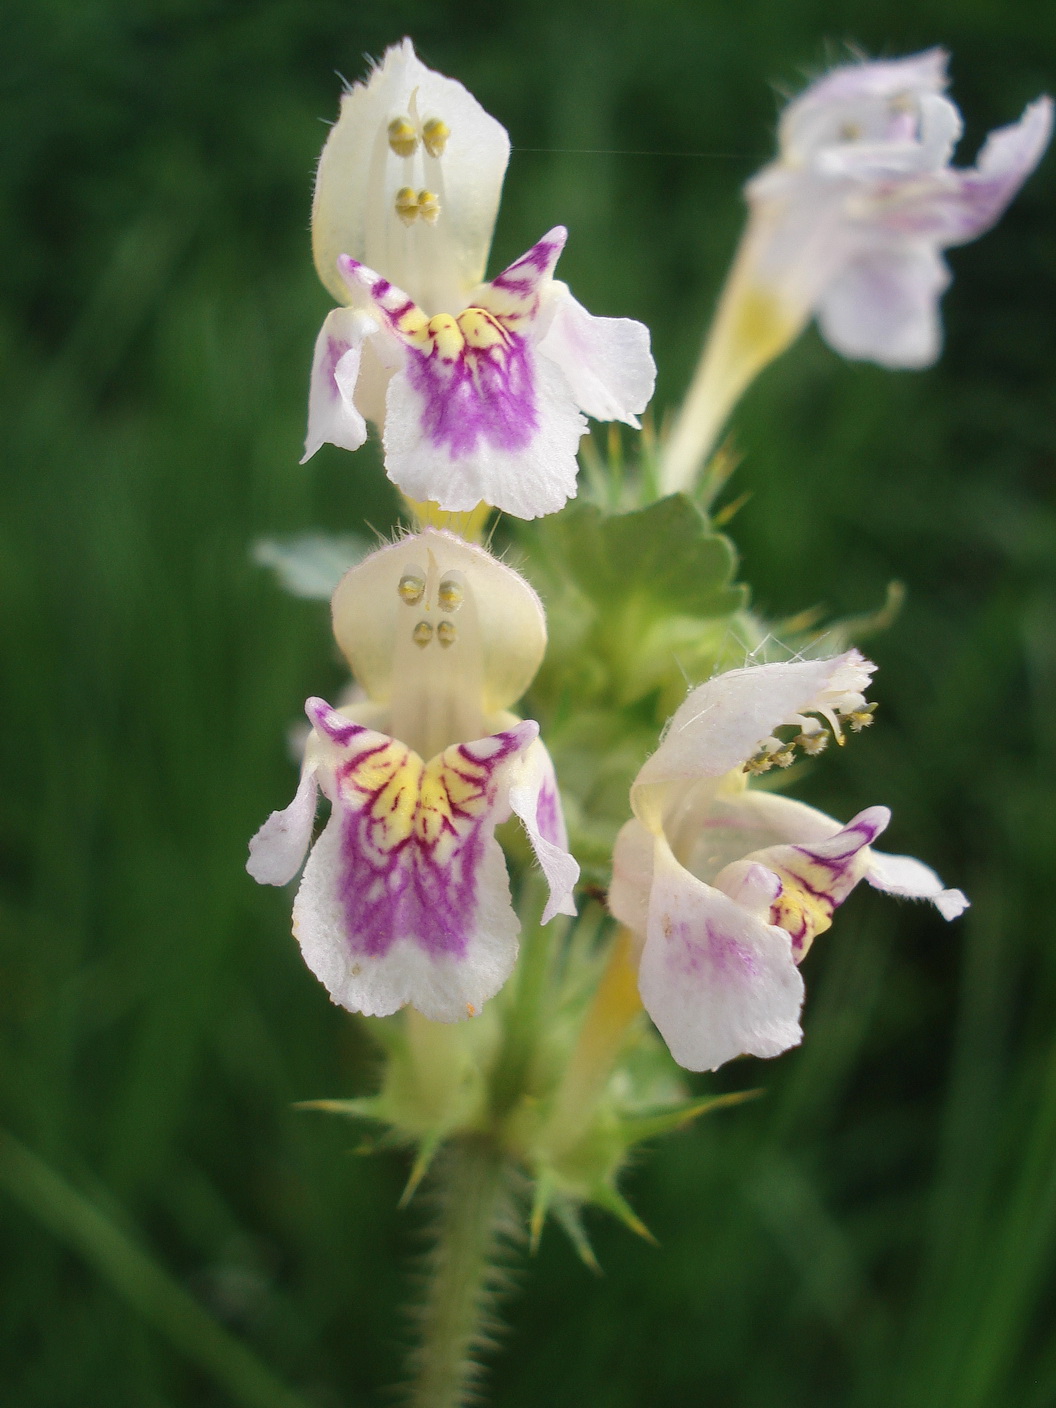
(408, 1135), (510, 1408)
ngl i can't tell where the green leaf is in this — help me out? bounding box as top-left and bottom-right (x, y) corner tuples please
(545, 495), (746, 621)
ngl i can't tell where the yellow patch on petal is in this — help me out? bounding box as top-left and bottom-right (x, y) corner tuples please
(457, 307), (507, 350)
(427, 312), (465, 360)
(768, 869), (835, 960)
(340, 734), (501, 867)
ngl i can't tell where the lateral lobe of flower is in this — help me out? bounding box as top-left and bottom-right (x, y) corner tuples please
(718, 806), (889, 960)
(303, 307), (375, 463)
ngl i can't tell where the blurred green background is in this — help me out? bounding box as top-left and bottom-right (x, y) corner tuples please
(2, 0), (1055, 1403)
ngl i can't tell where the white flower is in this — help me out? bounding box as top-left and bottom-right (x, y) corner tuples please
(248, 530), (578, 1022)
(303, 39), (655, 519)
(661, 49), (1052, 493)
(750, 49), (1053, 367)
(609, 652), (968, 1071)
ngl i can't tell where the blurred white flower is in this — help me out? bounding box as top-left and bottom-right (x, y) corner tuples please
(662, 49), (1052, 493)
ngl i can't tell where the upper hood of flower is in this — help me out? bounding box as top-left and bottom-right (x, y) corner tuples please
(330, 529), (547, 757)
(631, 650), (874, 816)
(774, 48), (958, 178)
(312, 38), (510, 318)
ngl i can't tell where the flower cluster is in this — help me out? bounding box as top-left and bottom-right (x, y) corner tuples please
(247, 39), (1042, 1099)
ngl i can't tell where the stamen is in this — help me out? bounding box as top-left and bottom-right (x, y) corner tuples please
(437, 621), (457, 647)
(388, 117), (419, 157)
(795, 729), (829, 756)
(417, 189), (441, 224)
(838, 121), (863, 141)
(422, 118), (450, 158)
(845, 702), (878, 732)
(413, 621), (434, 648)
(771, 746), (796, 769)
(744, 752), (775, 776)
(398, 571), (426, 605)
(437, 577), (464, 612)
(394, 186), (420, 226)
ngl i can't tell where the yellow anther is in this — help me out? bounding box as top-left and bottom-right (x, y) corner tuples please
(388, 117), (419, 157)
(838, 121), (864, 141)
(437, 621), (457, 647)
(457, 307), (505, 350)
(412, 621), (434, 647)
(845, 702), (878, 732)
(744, 752), (774, 776)
(422, 117), (450, 158)
(397, 572), (425, 605)
(795, 730), (829, 756)
(437, 578), (464, 612)
(417, 189), (441, 224)
(427, 313), (465, 360)
(394, 186), (420, 225)
(771, 746), (796, 769)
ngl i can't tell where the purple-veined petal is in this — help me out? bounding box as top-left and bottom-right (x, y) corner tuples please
(383, 349), (585, 516)
(247, 763), (319, 886)
(537, 282), (656, 428)
(473, 228), (567, 326)
(721, 806), (890, 961)
(866, 849), (969, 919)
(312, 38), (510, 315)
(336, 233), (604, 517)
(302, 307), (375, 462)
(816, 243), (949, 367)
(507, 737), (578, 923)
(637, 838), (804, 1072)
(291, 698), (538, 1021)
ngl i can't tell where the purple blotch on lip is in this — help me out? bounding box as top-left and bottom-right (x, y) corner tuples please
(668, 917), (761, 982)
(332, 726), (532, 961)
(407, 332), (539, 457)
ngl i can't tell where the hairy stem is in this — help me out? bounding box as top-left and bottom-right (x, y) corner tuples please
(408, 1135), (512, 1408)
